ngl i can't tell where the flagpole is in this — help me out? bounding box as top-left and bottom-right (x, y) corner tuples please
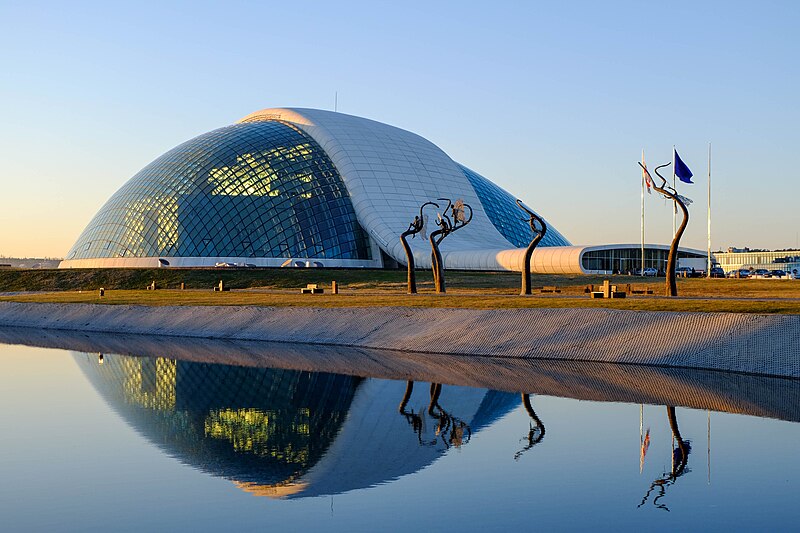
(707, 142), (712, 277)
(672, 145), (677, 235)
(641, 149), (645, 276)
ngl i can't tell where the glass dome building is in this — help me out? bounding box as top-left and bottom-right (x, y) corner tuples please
(60, 107), (574, 271)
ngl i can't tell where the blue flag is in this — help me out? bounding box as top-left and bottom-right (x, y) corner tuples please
(674, 149), (693, 183)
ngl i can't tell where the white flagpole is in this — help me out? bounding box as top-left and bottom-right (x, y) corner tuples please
(672, 145), (677, 235)
(707, 142), (712, 277)
(641, 149), (645, 276)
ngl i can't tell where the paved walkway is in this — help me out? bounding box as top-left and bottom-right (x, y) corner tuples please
(0, 301), (798, 378)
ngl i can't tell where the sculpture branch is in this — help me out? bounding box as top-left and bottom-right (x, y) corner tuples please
(429, 198), (473, 293)
(400, 201), (438, 294)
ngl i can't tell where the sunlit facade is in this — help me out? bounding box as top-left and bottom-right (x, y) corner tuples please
(59, 107), (574, 270)
(60, 107), (702, 273)
(713, 249), (800, 274)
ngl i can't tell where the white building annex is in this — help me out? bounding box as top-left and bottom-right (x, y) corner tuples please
(60, 108), (705, 273)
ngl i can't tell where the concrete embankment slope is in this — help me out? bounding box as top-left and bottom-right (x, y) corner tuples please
(0, 301), (798, 377)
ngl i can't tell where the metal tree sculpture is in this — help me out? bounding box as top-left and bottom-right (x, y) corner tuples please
(400, 201), (438, 294)
(429, 198), (473, 293)
(639, 162), (691, 296)
(516, 199), (548, 295)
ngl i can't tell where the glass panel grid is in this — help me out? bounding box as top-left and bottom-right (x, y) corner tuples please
(459, 165), (570, 248)
(68, 122), (371, 260)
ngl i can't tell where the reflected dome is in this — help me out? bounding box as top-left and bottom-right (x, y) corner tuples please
(75, 353), (517, 498)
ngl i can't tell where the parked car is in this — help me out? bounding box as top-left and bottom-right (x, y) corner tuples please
(709, 267), (725, 278)
(727, 269), (750, 278)
(635, 267), (658, 276)
(769, 269), (787, 278)
(675, 266), (698, 278)
(752, 269), (771, 278)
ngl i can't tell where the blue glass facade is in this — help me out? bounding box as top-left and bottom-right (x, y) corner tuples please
(66, 121), (372, 261)
(77, 353), (360, 487)
(460, 165), (570, 248)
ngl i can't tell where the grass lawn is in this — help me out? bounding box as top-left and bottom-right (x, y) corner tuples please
(1, 268), (799, 314)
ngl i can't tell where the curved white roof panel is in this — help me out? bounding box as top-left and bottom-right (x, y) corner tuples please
(238, 108), (568, 269)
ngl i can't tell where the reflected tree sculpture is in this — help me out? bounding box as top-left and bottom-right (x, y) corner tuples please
(639, 162), (691, 296)
(400, 201), (439, 294)
(398, 381), (472, 448)
(398, 381), (425, 444)
(514, 393), (545, 461)
(428, 383), (472, 448)
(638, 405), (692, 512)
(429, 198), (473, 293)
(516, 200), (547, 296)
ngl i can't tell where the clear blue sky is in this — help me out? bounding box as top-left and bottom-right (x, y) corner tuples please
(2, 0), (799, 257)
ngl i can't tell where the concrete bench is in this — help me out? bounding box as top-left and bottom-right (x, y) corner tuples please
(301, 283), (324, 294)
(589, 280), (626, 298)
(630, 288), (654, 295)
(213, 280), (230, 292)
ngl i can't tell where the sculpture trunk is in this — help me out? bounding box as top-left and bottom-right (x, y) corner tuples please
(516, 200), (547, 296)
(400, 232), (417, 294)
(665, 200), (689, 296)
(521, 233), (544, 295)
(430, 232), (446, 293)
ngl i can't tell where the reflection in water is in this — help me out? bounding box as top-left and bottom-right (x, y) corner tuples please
(78, 353), (360, 496)
(515, 394), (545, 461)
(398, 382), (474, 449)
(6, 327), (800, 423)
(75, 353), (517, 498)
(428, 383), (472, 449)
(639, 406), (693, 511)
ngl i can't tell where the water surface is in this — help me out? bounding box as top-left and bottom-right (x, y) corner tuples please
(0, 336), (798, 531)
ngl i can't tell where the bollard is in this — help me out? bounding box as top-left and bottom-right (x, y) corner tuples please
(331, 280), (338, 295)
(99, 288), (105, 297)
(180, 282), (185, 290)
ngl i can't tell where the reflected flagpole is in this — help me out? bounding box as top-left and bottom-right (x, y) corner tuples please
(707, 410), (711, 485)
(639, 404), (643, 472)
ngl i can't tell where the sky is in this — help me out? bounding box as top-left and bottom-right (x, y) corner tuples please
(1, 0), (799, 258)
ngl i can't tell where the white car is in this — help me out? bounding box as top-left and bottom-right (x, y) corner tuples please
(637, 267), (658, 277)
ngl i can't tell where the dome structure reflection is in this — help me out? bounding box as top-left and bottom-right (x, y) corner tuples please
(75, 353), (517, 498)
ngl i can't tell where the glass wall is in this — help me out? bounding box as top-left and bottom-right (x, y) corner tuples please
(459, 165), (570, 248)
(66, 121), (372, 261)
(581, 247), (705, 274)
